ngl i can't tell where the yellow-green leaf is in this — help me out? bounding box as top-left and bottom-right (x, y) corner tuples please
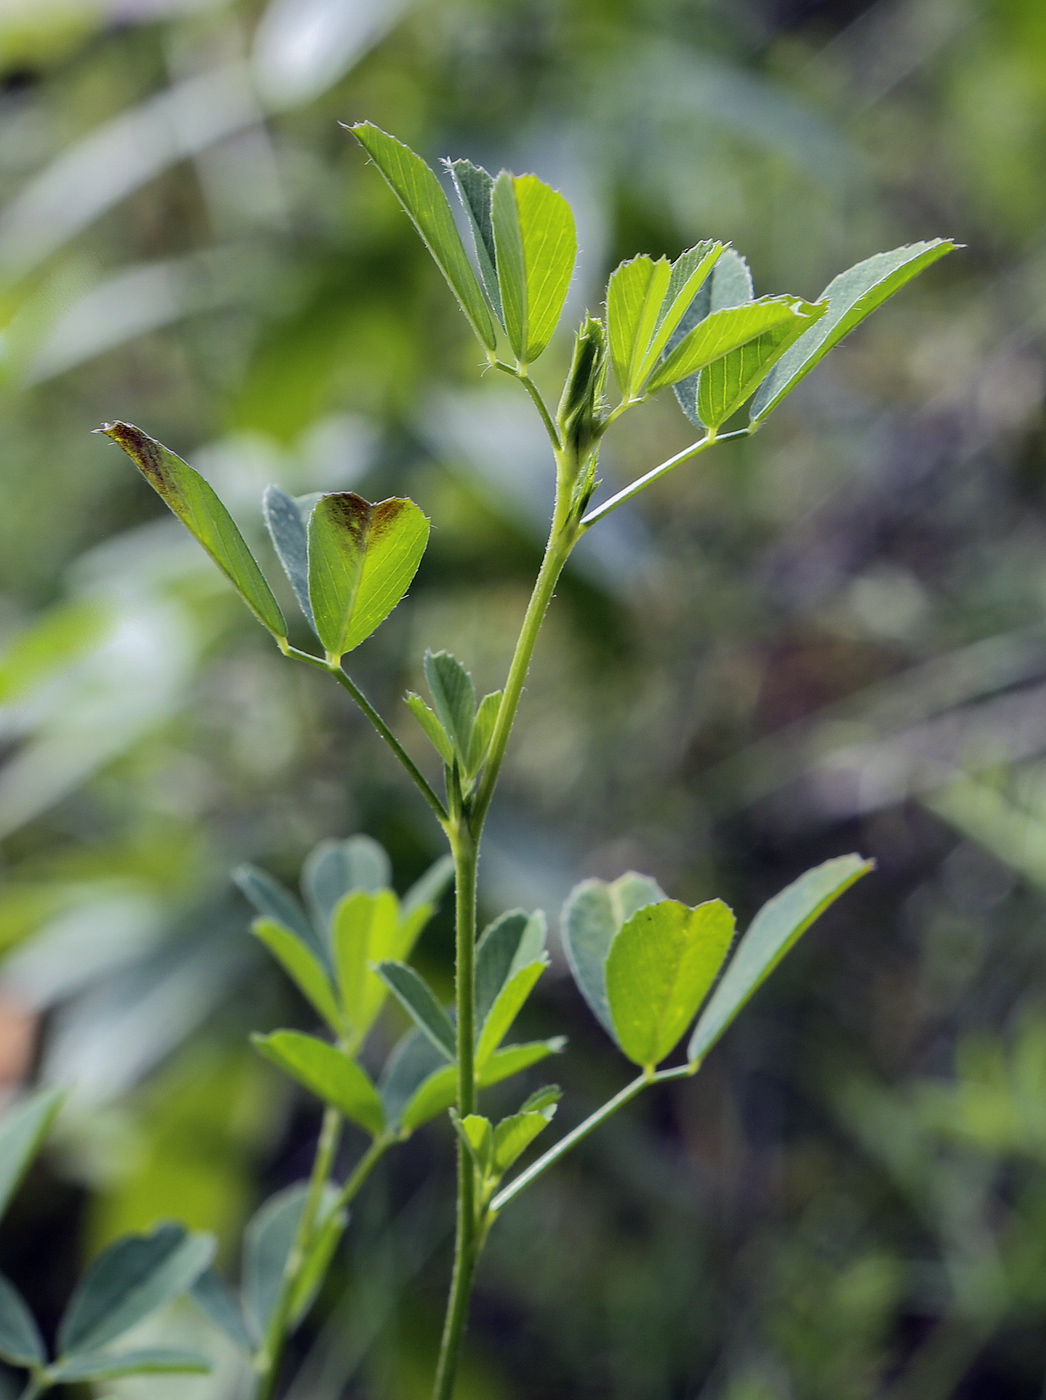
(646, 297), (822, 397)
(492, 172), (576, 364)
(252, 1030), (384, 1137)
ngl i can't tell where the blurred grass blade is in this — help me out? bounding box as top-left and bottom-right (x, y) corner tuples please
(561, 874), (664, 1037)
(607, 899), (735, 1068)
(447, 159), (502, 322)
(50, 1348), (211, 1381)
(57, 1224), (216, 1357)
(0, 1088), (64, 1225)
(750, 240), (958, 424)
(250, 918), (342, 1034)
(263, 484), (316, 628)
(646, 297), (822, 396)
(252, 1031), (385, 1136)
(307, 491), (429, 659)
(351, 124), (497, 350)
(375, 962), (456, 1059)
(694, 307), (826, 429)
(493, 172), (576, 363)
(0, 1274), (45, 1367)
(689, 855), (874, 1063)
(98, 422), (286, 638)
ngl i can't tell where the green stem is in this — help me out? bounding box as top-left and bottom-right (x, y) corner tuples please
(489, 1062), (695, 1212)
(580, 428), (748, 529)
(432, 826), (480, 1400)
(333, 1133), (394, 1215)
(282, 644), (448, 824)
(490, 360), (562, 449)
(253, 1106), (343, 1400)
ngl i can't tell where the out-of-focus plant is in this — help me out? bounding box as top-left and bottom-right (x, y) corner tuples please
(77, 124), (956, 1400)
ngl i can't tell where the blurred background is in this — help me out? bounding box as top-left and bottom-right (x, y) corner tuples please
(2, 0), (1046, 1395)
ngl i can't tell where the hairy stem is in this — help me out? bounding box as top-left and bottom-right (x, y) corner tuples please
(253, 1107), (343, 1400)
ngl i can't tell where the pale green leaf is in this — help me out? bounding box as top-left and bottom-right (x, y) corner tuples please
(242, 1183), (339, 1342)
(287, 1197), (346, 1326)
(493, 1106), (556, 1174)
(424, 649), (475, 761)
(688, 855), (873, 1063)
(307, 492), (429, 660)
(0, 1273), (44, 1366)
(0, 1087), (64, 1226)
(331, 889), (399, 1039)
(251, 918), (342, 1034)
(646, 297), (823, 396)
(457, 1113), (494, 1175)
(97, 422), (285, 638)
(476, 909), (542, 1027)
(467, 690), (502, 774)
(694, 306), (826, 429)
(493, 172), (576, 363)
(57, 1224), (215, 1356)
(252, 1031), (384, 1137)
(476, 959), (547, 1071)
(636, 241), (724, 386)
(375, 961), (456, 1060)
(406, 693), (454, 764)
(303, 835), (391, 934)
(606, 255), (672, 397)
(561, 872), (664, 1037)
(750, 240), (958, 424)
(189, 1270), (252, 1353)
(263, 484), (315, 628)
(234, 865), (324, 963)
(447, 159), (501, 322)
(351, 124), (497, 350)
(607, 899), (735, 1068)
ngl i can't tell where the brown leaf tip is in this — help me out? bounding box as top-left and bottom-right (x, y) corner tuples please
(95, 421), (165, 487)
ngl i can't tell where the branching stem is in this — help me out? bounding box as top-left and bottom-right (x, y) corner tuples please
(580, 427), (748, 528)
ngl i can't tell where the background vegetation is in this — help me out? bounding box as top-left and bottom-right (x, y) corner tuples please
(1, 0), (1045, 1395)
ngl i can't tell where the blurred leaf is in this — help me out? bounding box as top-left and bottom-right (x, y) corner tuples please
(252, 1031), (385, 1137)
(492, 171), (576, 364)
(405, 692), (454, 764)
(647, 297), (823, 396)
(57, 1223), (216, 1357)
(692, 308), (825, 430)
(251, 918), (341, 1034)
(561, 873), (665, 1036)
(607, 899), (735, 1067)
(476, 909), (547, 1027)
(242, 1182), (339, 1343)
(424, 649), (476, 762)
(50, 1348), (211, 1381)
(476, 957), (547, 1071)
(97, 422), (285, 638)
(234, 866), (324, 962)
(331, 889), (399, 1042)
(447, 159), (502, 323)
(750, 240), (957, 423)
(263, 485), (316, 628)
(303, 835), (391, 933)
(0, 599), (108, 704)
(689, 855), (874, 1063)
(287, 1195), (347, 1327)
(307, 491), (429, 659)
(456, 1113), (494, 1176)
(0, 1273), (45, 1366)
(493, 1099), (558, 1174)
(467, 691), (502, 774)
(375, 961), (456, 1059)
(401, 854), (455, 916)
(351, 124), (497, 350)
(0, 1087), (64, 1224)
(190, 1268), (253, 1354)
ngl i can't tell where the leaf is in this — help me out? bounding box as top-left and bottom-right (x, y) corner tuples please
(493, 1105), (557, 1174)
(476, 910), (547, 1026)
(606, 899), (735, 1068)
(330, 889), (399, 1038)
(671, 249), (754, 425)
(57, 1224), (216, 1357)
(638, 242), (725, 389)
(0, 598), (108, 705)
(375, 961), (456, 1059)
(303, 835), (391, 935)
(242, 1183), (339, 1343)
(263, 484), (315, 628)
(750, 240), (957, 424)
(447, 159), (501, 322)
(50, 1348), (211, 1381)
(0, 1087), (64, 1224)
(476, 958), (547, 1071)
(646, 297), (823, 396)
(251, 918), (341, 1034)
(688, 855), (873, 1063)
(424, 650), (476, 762)
(252, 1031), (385, 1137)
(189, 1269), (253, 1353)
(351, 124), (497, 350)
(307, 492), (429, 660)
(492, 171), (576, 363)
(456, 1113), (494, 1176)
(561, 872), (665, 1036)
(467, 691), (502, 774)
(287, 1198), (346, 1327)
(96, 422), (285, 638)
(0, 1273), (44, 1366)
(690, 309), (826, 430)
(379, 1028), (447, 1127)
(401, 854), (455, 916)
(405, 693), (454, 764)
(234, 865), (324, 962)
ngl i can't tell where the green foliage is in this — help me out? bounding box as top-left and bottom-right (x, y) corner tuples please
(562, 872), (665, 1036)
(97, 422), (286, 638)
(0, 1087), (63, 1224)
(376, 960), (457, 1059)
(252, 1032), (385, 1137)
(307, 491), (430, 661)
(408, 650), (503, 780)
(492, 171), (577, 365)
(0, 1274), (45, 1367)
